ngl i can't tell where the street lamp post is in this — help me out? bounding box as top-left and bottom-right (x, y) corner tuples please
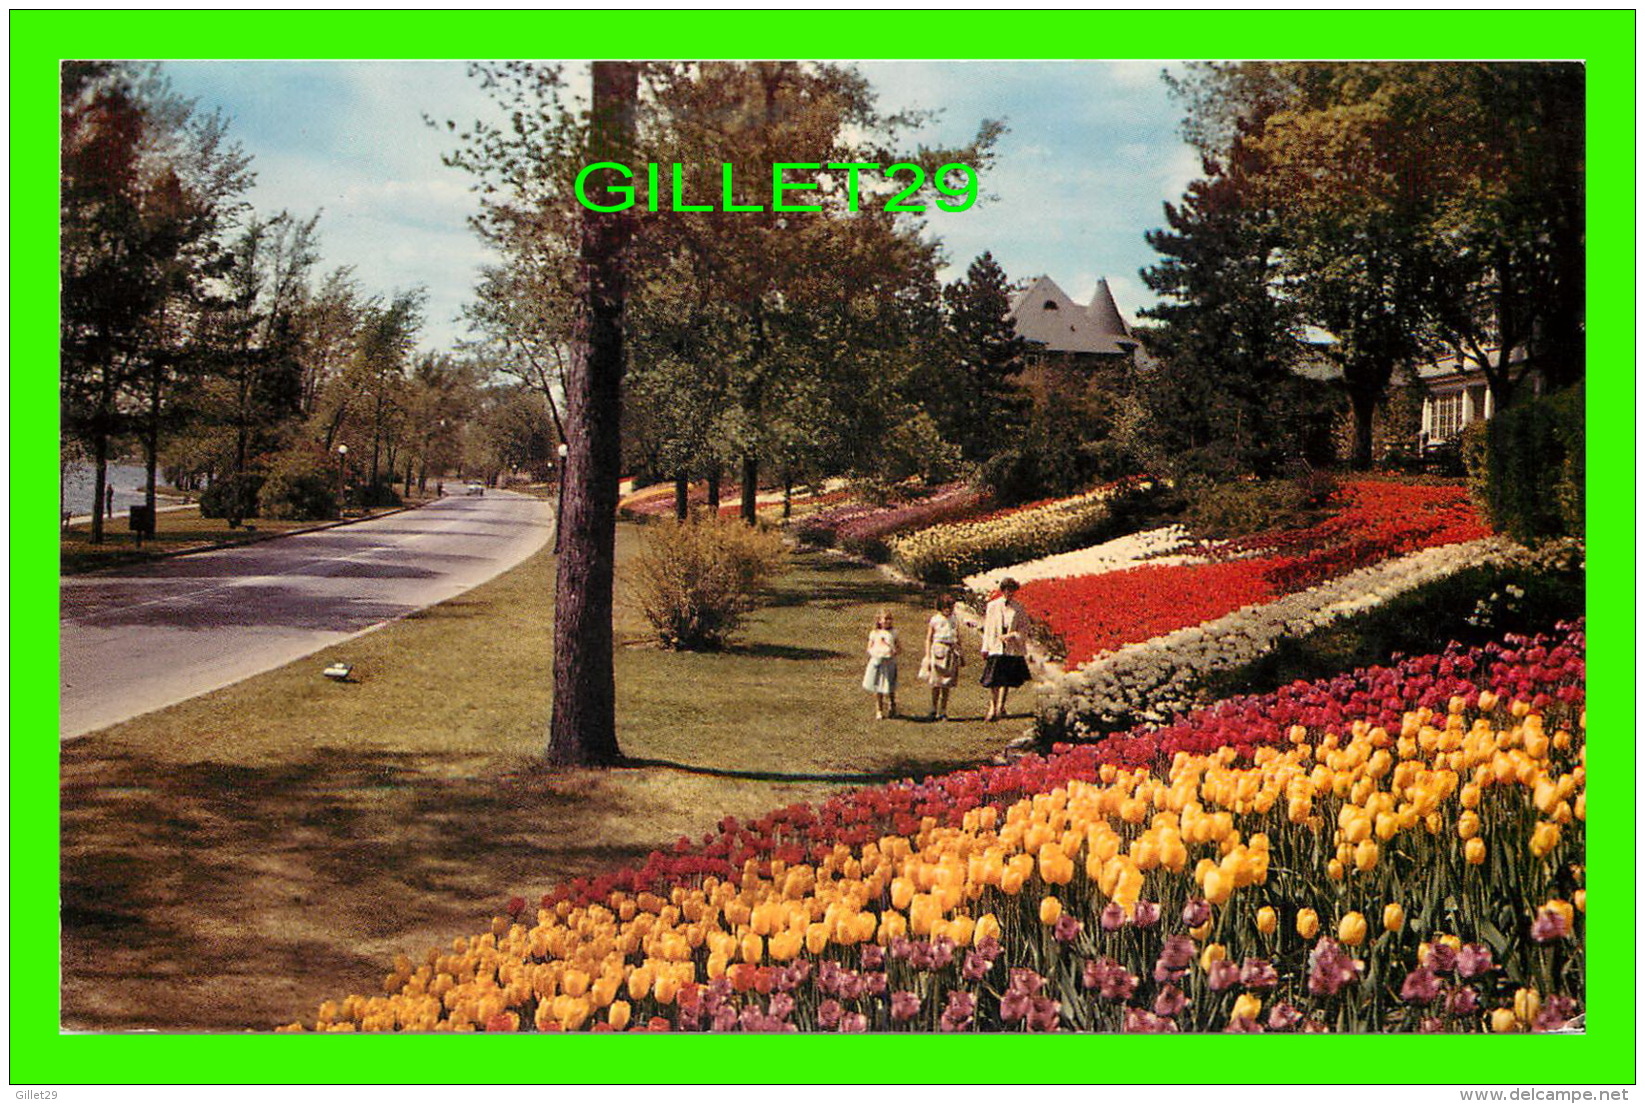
(555, 442), (569, 554)
(336, 444), (349, 517)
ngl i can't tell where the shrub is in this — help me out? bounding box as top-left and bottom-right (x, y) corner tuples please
(199, 473), (264, 526)
(348, 478), (403, 510)
(1182, 477), (1306, 539)
(628, 517), (788, 650)
(1466, 386), (1584, 544)
(260, 452), (338, 521)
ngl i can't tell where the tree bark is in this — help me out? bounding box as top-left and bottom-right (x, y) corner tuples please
(547, 61), (638, 768)
(1347, 386), (1377, 471)
(706, 466), (721, 511)
(674, 471), (689, 520)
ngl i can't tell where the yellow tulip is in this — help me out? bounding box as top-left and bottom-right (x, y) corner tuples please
(1200, 943), (1227, 971)
(607, 1000), (631, 1030)
(1383, 902), (1405, 933)
(1232, 993), (1262, 1022)
(1338, 911), (1367, 947)
(1542, 899), (1575, 928)
(1189, 921), (1213, 942)
(1458, 811), (1480, 840)
(1460, 783), (1482, 810)
(1327, 859), (1344, 882)
(1255, 906), (1278, 935)
(1297, 908), (1320, 940)
(1491, 1008), (1519, 1033)
(1574, 889), (1586, 913)
(1514, 988), (1541, 1024)
(1354, 839), (1380, 874)
(1530, 822), (1561, 858)
(1465, 837), (1487, 865)
(1039, 896), (1063, 925)
(975, 913), (1001, 944)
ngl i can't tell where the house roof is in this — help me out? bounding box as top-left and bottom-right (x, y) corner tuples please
(1009, 275), (1138, 356)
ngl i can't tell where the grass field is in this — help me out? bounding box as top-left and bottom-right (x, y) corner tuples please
(59, 522), (1017, 1031)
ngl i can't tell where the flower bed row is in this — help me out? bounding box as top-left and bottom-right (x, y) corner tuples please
(1019, 481), (1490, 669)
(791, 483), (992, 561)
(963, 524), (1204, 595)
(1033, 537), (1521, 737)
(889, 476), (1158, 586)
(289, 622), (1583, 1033)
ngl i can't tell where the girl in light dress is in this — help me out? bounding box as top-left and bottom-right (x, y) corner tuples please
(921, 593), (965, 719)
(861, 609), (900, 720)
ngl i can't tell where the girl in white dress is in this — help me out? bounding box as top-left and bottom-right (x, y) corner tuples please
(861, 609), (899, 720)
(921, 594), (964, 719)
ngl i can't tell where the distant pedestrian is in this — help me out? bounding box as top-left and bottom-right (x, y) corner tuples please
(861, 609), (900, 720)
(980, 577), (1030, 722)
(436, 481), (444, 497)
(105, 485), (114, 519)
(920, 593), (964, 720)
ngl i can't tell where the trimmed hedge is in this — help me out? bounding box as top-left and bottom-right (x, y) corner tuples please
(1465, 385), (1584, 544)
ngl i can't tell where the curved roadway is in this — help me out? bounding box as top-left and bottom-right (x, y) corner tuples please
(59, 491), (553, 740)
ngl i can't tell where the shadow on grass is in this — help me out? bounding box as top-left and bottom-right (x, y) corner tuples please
(729, 642), (846, 661)
(59, 743), (650, 1031)
(616, 751), (989, 786)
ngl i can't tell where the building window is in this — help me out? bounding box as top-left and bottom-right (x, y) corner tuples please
(1431, 392), (1465, 441)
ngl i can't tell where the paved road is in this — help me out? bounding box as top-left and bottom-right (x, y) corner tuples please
(60, 491), (553, 740)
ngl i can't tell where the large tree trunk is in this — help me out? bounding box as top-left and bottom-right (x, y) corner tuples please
(1347, 387), (1377, 471)
(706, 466), (721, 511)
(547, 61), (637, 768)
(740, 454), (758, 525)
(674, 471), (689, 520)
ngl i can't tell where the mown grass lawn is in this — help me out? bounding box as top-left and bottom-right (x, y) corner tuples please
(59, 522), (1017, 1031)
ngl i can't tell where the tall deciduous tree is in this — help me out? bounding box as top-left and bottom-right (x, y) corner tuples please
(61, 60), (250, 541)
(547, 61), (638, 767)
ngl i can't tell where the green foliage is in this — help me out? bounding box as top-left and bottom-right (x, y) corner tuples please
(199, 473), (264, 525)
(258, 450), (338, 521)
(877, 411), (966, 486)
(628, 517), (789, 651)
(1465, 387), (1584, 544)
(348, 478), (403, 511)
(1181, 474), (1334, 539)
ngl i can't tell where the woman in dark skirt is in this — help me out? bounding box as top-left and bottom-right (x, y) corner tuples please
(979, 577), (1030, 721)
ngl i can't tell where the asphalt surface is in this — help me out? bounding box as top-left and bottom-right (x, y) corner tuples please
(59, 491), (554, 740)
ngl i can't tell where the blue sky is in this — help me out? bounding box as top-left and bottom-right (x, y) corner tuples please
(164, 60), (1198, 354)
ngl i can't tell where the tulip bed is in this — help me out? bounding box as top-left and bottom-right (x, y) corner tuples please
(791, 482), (994, 561)
(1018, 480), (1491, 668)
(888, 476), (1158, 586)
(288, 621), (1584, 1034)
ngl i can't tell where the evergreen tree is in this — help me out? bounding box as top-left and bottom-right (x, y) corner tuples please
(1138, 139), (1306, 477)
(938, 251), (1028, 464)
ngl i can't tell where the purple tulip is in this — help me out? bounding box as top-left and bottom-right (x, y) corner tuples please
(1446, 986), (1479, 1017)
(1307, 938), (1362, 997)
(890, 990), (922, 1023)
(859, 944), (885, 970)
(1100, 902), (1128, 931)
(1153, 984), (1189, 1018)
(1400, 966), (1443, 1004)
(1133, 901), (1162, 928)
(939, 991), (975, 1032)
(1239, 958), (1279, 990)
(1054, 914), (1084, 943)
(1026, 996), (1061, 1033)
(1267, 1002), (1303, 1031)
(1207, 959), (1241, 992)
(816, 999), (843, 1030)
(1531, 908), (1572, 943)
(1456, 943), (1495, 978)
(1158, 935), (1195, 971)
(1182, 897), (1212, 927)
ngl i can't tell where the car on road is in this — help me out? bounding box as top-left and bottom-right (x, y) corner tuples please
(466, 482), (485, 496)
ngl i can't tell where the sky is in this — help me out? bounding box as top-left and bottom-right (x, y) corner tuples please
(164, 60), (1199, 355)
